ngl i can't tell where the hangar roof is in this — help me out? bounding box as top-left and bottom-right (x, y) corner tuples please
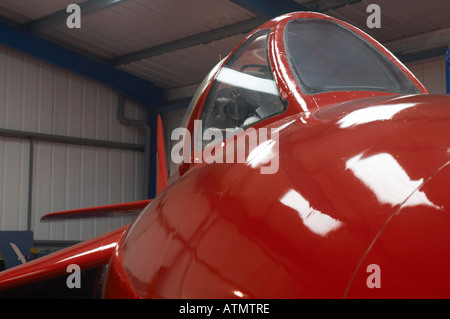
(0, 0), (448, 108)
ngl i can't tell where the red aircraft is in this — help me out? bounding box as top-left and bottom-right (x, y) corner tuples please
(1, 11), (450, 299)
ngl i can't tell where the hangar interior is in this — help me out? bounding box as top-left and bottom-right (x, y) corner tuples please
(0, 0), (448, 268)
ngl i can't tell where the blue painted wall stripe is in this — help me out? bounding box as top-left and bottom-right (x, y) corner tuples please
(0, 20), (162, 108)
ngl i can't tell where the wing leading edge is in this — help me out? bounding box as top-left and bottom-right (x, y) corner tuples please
(40, 199), (151, 221)
(0, 224), (128, 293)
(1, 199), (152, 295)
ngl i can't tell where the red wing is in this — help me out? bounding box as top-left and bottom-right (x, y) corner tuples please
(40, 200), (151, 221)
(1, 199), (150, 296)
(0, 224), (127, 292)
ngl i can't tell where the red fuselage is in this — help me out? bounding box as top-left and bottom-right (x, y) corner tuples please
(101, 13), (450, 298)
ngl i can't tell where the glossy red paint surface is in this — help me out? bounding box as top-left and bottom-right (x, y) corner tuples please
(104, 94), (450, 298)
(1, 12), (450, 299)
(346, 161), (450, 298)
(157, 114), (168, 195)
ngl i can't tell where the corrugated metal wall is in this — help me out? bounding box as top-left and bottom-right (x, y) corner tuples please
(162, 109), (186, 177)
(0, 138), (29, 231)
(0, 45), (147, 241)
(407, 56), (447, 94)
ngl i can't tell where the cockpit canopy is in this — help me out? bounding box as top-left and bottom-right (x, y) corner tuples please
(174, 13), (423, 174)
(284, 19), (420, 95)
(197, 30), (286, 150)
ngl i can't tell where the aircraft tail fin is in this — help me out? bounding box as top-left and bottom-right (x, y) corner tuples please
(156, 114), (168, 195)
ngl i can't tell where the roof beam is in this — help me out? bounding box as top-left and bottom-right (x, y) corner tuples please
(0, 20), (162, 108)
(229, 0), (308, 19)
(24, 0), (125, 33)
(109, 0), (308, 67)
(299, 0), (362, 12)
(110, 17), (264, 66)
(384, 26), (450, 64)
(396, 45), (449, 63)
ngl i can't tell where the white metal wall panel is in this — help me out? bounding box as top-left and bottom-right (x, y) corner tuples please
(0, 138), (29, 231)
(32, 142), (143, 241)
(407, 56), (447, 95)
(0, 45), (147, 241)
(162, 109), (187, 176)
(0, 45), (146, 143)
